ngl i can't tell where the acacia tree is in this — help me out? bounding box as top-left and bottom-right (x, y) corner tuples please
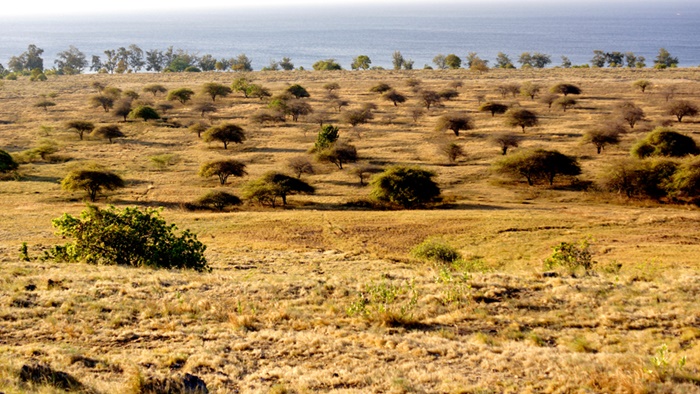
(316, 141), (358, 169)
(167, 88), (195, 104)
(370, 166), (441, 208)
(203, 124), (246, 149)
(445, 54), (462, 69)
(113, 99), (133, 122)
(494, 149), (581, 186)
(61, 169), (124, 201)
(202, 82), (232, 101)
(615, 101), (645, 129)
(90, 95), (114, 112)
(34, 99), (56, 112)
(383, 90), (407, 106)
(370, 83), (392, 94)
(582, 128), (621, 154)
(667, 100), (698, 122)
(520, 82), (541, 100)
(287, 99), (314, 122)
(287, 156), (316, 179)
(199, 159), (247, 185)
(632, 80), (652, 93)
(143, 84), (167, 97)
(504, 108), (539, 132)
(554, 97), (577, 112)
(435, 113), (475, 137)
(243, 172), (315, 207)
(91, 125), (125, 143)
(479, 102), (508, 117)
(419, 90), (442, 110)
(0, 150), (19, 173)
(352, 164), (383, 186)
(287, 84), (310, 98)
(192, 101), (218, 118)
(550, 83), (582, 96)
(341, 108), (373, 127)
(490, 133), (521, 155)
(197, 190), (242, 211)
(129, 106), (160, 121)
(65, 120), (94, 140)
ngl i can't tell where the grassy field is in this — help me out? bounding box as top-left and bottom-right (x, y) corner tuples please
(1, 67), (700, 393)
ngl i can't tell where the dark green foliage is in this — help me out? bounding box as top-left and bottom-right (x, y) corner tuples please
(478, 102), (508, 117)
(167, 88), (195, 104)
(631, 127), (699, 158)
(198, 159), (247, 185)
(49, 205), (208, 271)
(0, 149), (19, 173)
(370, 166), (441, 209)
(129, 106), (160, 121)
(202, 123), (246, 149)
(243, 172), (315, 207)
(411, 238), (462, 265)
(314, 124), (340, 151)
(550, 83), (582, 96)
(370, 83), (392, 94)
(312, 59), (342, 71)
(494, 149), (581, 186)
(286, 84), (310, 99)
(445, 54), (462, 69)
(61, 169), (124, 201)
(197, 190), (242, 211)
(602, 158), (677, 199)
(91, 125), (124, 143)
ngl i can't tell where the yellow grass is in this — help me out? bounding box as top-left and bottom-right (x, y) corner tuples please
(1, 68), (700, 392)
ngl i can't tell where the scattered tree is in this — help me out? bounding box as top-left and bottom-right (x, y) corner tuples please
(314, 124), (340, 151)
(601, 158), (677, 199)
(352, 163), (383, 186)
(243, 172), (315, 207)
(539, 94), (558, 109)
(317, 141), (358, 169)
(90, 95), (114, 112)
(91, 125), (125, 143)
(435, 113), (475, 137)
(61, 168), (124, 201)
(202, 123), (246, 149)
(65, 120), (95, 140)
(520, 82), (541, 100)
(494, 149), (581, 186)
(370, 166), (441, 208)
(323, 82), (340, 93)
(197, 190), (242, 211)
(491, 133), (521, 155)
(433, 54), (447, 69)
(419, 90), (442, 110)
(494, 52), (515, 69)
(192, 101), (218, 118)
(287, 99), (314, 122)
(440, 142), (465, 163)
(143, 84), (167, 97)
(438, 89), (459, 101)
(34, 99), (56, 112)
(54, 45), (87, 74)
(550, 83), (582, 96)
(633, 80), (652, 93)
(370, 83), (392, 94)
(615, 101), (645, 129)
(383, 90), (407, 106)
(667, 100), (698, 123)
(351, 55), (372, 70)
(504, 108), (539, 132)
(554, 96), (577, 112)
(113, 99), (133, 122)
(129, 106), (160, 121)
(654, 48), (678, 69)
(287, 84), (310, 98)
(582, 128), (621, 154)
(202, 82), (232, 102)
(287, 156), (316, 178)
(341, 108), (374, 127)
(167, 88), (195, 104)
(0, 150), (19, 173)
(479, 102), (508, 117)
(199, 159), (247, 185)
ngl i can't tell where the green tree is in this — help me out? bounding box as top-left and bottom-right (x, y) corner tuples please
(90, 95), (114, 112)
(314, 124), (340, 151)
(631, 127), (699, 158)
(287, 84), (310, 98)
(351, 55), (372, 70)
(520, 82), (541, 100)
(554, 96), (577, 112)
(615, 101), (645, 129)
(113, 99), (133, 122)
(432, 54), (447, 69)
(199, 159), (247, 185)
(370, 83), (392, 94)
(550, 83), (582, 96)
(54, 45), (87, 75)
(167, 88), (195, 104)
(392, 51), (405, 70)
(243, 172), (315, 207)
(478, 102), (508, 117)
(312, 59), (342, 71)
(445, 54), (462, 69)
(654, 48), (678, 69)
(667, 100), (698, 123)
(49, 205), (208, 271)
(8, 44), (44, 72)
(232, 77), (253, 97)
(129, 106), (160, 121)
(490, 133), (520, 155)
(65, 120), (95, 140)
(494, 149), (581, 186)
(230, 53), (253, 72)
(197, 190), (242, 211)
(61, 168), (124, 201)
(601, 158), (677, 199)
(632, 80), (652, 93)
(370, 166), (441, 208)
(202, 82), (232, 101)
(383, 90), (407, 106)
(671, 158), (700, 199)
(504, 108), (539, 132)
(0, 150), (19, 173)
(316, 141), (358, 169)
(247, 84), (271, 100)
(323, 82), (340, 93)
(143, 84), (167, 97)
(494, 52), (515, 69)
(91, 125), (124, 143)
(203, 123), (246, 149)
(279, 57), (294, 70)
(582, 128), (621, 154)
(34, 99), (56, 112)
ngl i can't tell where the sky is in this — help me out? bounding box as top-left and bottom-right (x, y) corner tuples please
(0, 0), (670, 17)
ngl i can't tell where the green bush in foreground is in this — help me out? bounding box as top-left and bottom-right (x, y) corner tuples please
(48, 205), (208, 271)
(411, 238), (462, 265)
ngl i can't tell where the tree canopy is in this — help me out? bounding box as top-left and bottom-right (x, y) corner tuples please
(202, 124), (246, 149)
(199, 159), (247, 185)
(494, 149), (581, 186)
(61, 168), (124, 201)
(370, 166), (441, 208)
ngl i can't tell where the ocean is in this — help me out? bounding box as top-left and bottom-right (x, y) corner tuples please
(1, 1), (699, 71)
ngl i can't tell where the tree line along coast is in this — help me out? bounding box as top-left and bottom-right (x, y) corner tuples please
(0, 44), (683, 78)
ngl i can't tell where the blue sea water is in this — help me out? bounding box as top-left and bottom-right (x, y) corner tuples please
(1, 1), (699, 70)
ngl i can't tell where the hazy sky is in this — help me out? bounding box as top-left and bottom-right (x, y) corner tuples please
(2, 0), (665, 17)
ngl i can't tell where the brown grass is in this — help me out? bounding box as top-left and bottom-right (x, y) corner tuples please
(1, 68), (700, 392)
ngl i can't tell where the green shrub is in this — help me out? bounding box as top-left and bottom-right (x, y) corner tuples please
(346, 280), (418, 327)
(544, 239), (595, 275)
(370, 166), (440, 208)
(197, 190), (242, 211)
(411, 238), (461, 265)
(631, 127), (699, 158)
(47, 205), (208, 271)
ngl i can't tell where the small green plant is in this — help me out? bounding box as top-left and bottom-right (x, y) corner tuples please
(47, 205), (208, 271)
(149, 154), (180, 170)
(411, 237), (461, 265)
(18, 242), (30, 261)
(544, 239), (595, 274)
(646, 343), (687, 382)
(347, 280), (418, 326)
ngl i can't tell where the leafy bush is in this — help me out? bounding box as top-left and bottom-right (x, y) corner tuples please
(631, 127), (699, 158)
(411, 238), (462, 265)
(494, 149), (581, 186)
(48, 205), (208, 271)
(197, 190), (242, 211)
(544, 239), (595, 275)
(601, 158), (677, 200)
(370, 166), (440, 208)
(346, 280), (419, 327)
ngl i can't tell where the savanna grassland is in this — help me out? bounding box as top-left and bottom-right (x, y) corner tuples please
(1, 67), (700, 393)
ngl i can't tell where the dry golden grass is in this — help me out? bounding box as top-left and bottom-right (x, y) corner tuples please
(1, 68), (700, 392)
